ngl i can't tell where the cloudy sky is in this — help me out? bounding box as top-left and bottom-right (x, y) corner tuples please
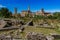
(0, 0), (60, 13)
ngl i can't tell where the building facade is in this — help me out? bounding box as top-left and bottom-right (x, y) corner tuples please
(21, 6), (33, 17)
(13, 7), (52, 17)
(36, 8), (52, 16)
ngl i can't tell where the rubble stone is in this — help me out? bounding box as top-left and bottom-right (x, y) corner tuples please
(26, 32), (47, 40)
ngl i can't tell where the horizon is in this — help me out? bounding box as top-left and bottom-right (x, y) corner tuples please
(0, 0), (60, 13)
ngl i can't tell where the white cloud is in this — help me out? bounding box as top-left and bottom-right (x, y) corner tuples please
(32, 9), (60, 13)
(0, 4), (6, 8)
(45, 10), (60, 13)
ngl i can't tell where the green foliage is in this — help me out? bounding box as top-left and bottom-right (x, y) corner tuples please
(53, 12), (60, 19)
(47, 15), (57, 19)
(0, 8), (12, 18)
(34, 15), (45, 19)
(33, 12), (60, 19)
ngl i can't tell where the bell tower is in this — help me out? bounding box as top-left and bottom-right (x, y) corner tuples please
(27, 5), (32, 17)
(14, 8), (17, 14)
(14, 8), (17, 17)
(41, 8), (44, 15)
(28, 5), (30, 11)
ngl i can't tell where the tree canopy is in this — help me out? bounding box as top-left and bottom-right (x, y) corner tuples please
(53, 12), (60, 19)
(0, 8), (12, 18)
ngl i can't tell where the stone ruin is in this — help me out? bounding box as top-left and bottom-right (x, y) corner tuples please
(28, 21), (33, 26)
(26, 32), (54, 40)
(0, 19), (25, 28)
(26, 32), (47, 40)
(38, 22), (55, 29)
(0, 34), (22, 40)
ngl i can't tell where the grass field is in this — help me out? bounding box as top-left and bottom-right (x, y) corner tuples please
(0, 26), (60, 40)
(20, 26), (60, 39)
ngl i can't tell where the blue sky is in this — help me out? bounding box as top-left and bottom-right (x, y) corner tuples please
(0, 0), (60, 13)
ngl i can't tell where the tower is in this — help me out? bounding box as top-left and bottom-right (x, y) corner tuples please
(14, 8), (17, 14)
(27, 5), (32, 17)
(28, 5), (30, 11)
(41, 8), (44, 15)
(41, 8), (44, 13)
(14, 8), (17, 17)
(27, 5), (30, 16)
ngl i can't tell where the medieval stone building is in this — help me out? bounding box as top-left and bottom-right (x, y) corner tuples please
(12, 7), (52, 17)
(21, 6), (33, 17)
(36, 8), (52, 16)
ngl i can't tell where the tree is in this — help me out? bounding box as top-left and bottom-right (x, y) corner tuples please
(34, 15), (45, 19)
(53, 12), (60, 19)
(47, 15), (54, 19)
(0, 8), (12, 18)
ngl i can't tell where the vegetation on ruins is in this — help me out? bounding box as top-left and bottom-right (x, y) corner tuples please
(33, 12), (60, 19)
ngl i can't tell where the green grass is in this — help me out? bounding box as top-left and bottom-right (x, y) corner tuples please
(0, 26), (60, 40)
(22, 26), (60, 37)
(55, 39), (60, 40)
